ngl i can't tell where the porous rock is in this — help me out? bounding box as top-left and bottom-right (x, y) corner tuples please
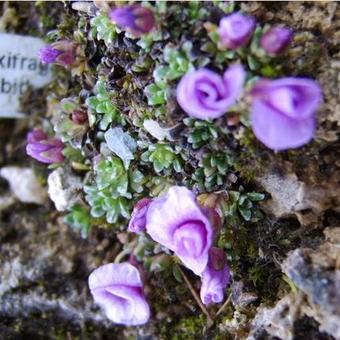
(0, 167), (47, 204)
(47, 167), (82, 211)
(282, 228), (340, 339)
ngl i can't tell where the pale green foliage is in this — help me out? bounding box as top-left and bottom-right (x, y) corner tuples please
(86, 80), (122, 129)
(84, 157), (144, 224)
(90, 14), (117, 46)
(221, 190), (265, 224)
(65, 205), (91, 238)
(141, 143), (182, 174)
(145, 42), (196, 106)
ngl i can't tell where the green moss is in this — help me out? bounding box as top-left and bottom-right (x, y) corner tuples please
(159, 314), (206, 340)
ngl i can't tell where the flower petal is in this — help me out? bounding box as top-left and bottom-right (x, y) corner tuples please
(105, 286), (150, 326)
(146, 186), (213, 275)
(200, 247), (230, 305)
(128, 198), (152, 233)
(252, 78), (322, 120)
(177, 66), (245, 120)
(251, 100), (315, 151)
(88, 263), (150, 326)
(88, 262), (143, 291)
(223, 64), (245, 106)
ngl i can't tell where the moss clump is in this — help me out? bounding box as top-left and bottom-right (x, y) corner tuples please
(159, 314), (207, 340)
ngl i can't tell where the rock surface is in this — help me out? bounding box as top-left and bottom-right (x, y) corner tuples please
(0, 207), (117, 338)
(282, 228), (340, 339)
(47, 167), (82, 211)
(0, 167), (47, 204)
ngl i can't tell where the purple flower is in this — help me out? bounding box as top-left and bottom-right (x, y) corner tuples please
(26, 130), (65, 164)
(260, 26), (293, 55)
(128, 198), (152, 233)
(39, 40), (77, 67)
(200, 247), (231, 305)
(218, 12), (255, 49)
(145, 186), (213, 275)
(109, 5), (155, 37)
(177, 64), (245, 119)
(88, 262), (150, 326)
(250, 78), (322, 151)
(39, 45), (61, 64)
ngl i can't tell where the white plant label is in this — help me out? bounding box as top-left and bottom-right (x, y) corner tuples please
(0, 33), (53, 118)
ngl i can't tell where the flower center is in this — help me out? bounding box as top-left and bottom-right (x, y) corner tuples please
(268, 86), (299, 117)
(173, 221), (207, 258)
(105, 285), (140, 321)
(229, 19), (249, 38)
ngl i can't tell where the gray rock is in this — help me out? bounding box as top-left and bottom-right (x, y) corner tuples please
(248, 294), (297, 340)
(0, 208), (114, 336)
(258, 169), (340, 225)
(104, 127), (136, 169)
(0, 167), (47, 204)
(47, 167), (82, 211)
(282, 228), (340, 339)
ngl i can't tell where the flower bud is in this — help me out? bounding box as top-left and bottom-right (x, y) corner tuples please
(109, 4), (155, 37)
(200, 247), (231, 305)
(128, 198), (152, 233)
(218, 12), (255, 49)
(71, 110), (88, 125)
(39, 45), (61, 64)
(260, 26), (293, 55)
(39, 40), (77, 67)
(26, 129), (65, 164)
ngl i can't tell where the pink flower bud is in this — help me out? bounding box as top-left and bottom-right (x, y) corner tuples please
(26, 129), (65, 164)
(200, 247), (231, 305)
(128, 198), (152, 233)
(109, 5), (155, 37)
(218, 12), (255, 49)
(39, 40), (77, 67)
(71, 110), (88, 124)
(260, 26), (293, 55)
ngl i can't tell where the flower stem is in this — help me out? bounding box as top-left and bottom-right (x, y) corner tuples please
(215, 292), (232, 317)
(176, 264), (213, 326)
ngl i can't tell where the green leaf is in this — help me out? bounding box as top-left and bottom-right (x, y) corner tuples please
(239, 206), (252, 221)
(247, 192), (265, 201)
(65, 205), (91, 238)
